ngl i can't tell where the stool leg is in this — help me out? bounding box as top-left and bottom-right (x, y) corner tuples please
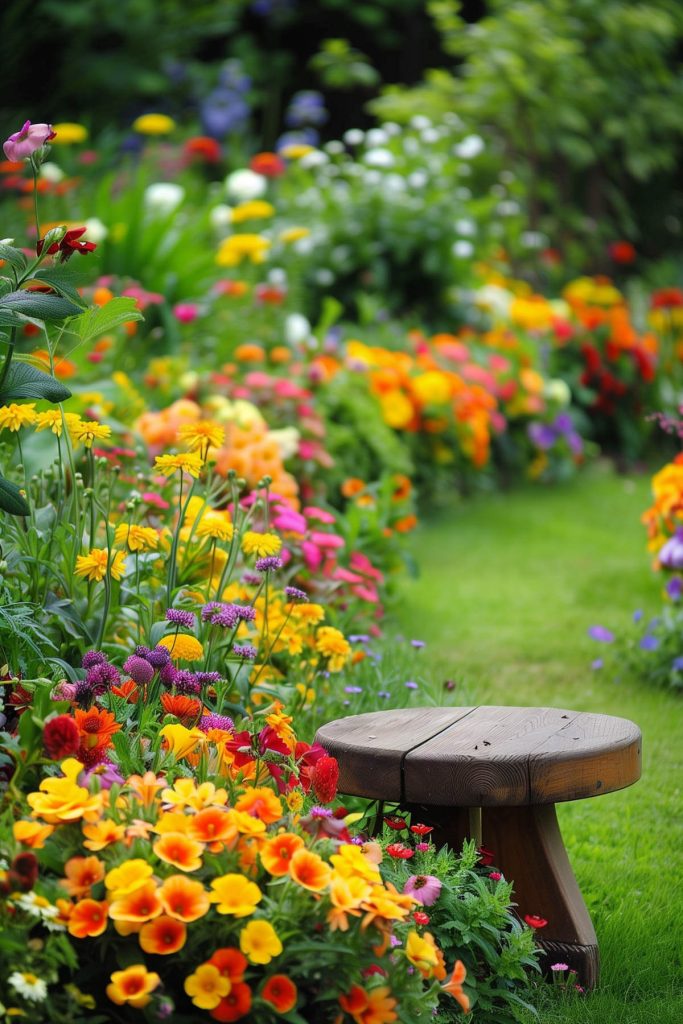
(412, 802), (599, 988)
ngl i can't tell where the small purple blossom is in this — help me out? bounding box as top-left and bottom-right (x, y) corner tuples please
(348, 634), (370, 643)
(633, 609), (643, 623)
(659, 528), (683, 570)
(550, 963), (569, 972)
(405, 681), (419, 690)
(74, 679), (94, 705)
(82, 651), (107, 669)
(201, 602), (224, 622)
(588, 625), (615, 643)
(165, 609), (196, 629)
(591, 658), (604, 671)
(82, 761), (125, 789)
(672, 656), (683, 671)
(134, 645), (153, 660)
(242, 571), (261, 585)
(159, 663), (178, 688)
(666, 576), (683, 601)
(378, 690), (391, 699)
(285, 586), (308, 601)
(233, 644), (257, 660)
(309, 806), (334, 818)
(148, 646), (171, 668)
(198, 712), (235, 733)
(123, 655), (155, 686)
(411, 640), (425, 649)
(255, 556), (283, 572)
(195, 671), (222, 686)
(344, 685), (363, 694)
(174, 671), (201, 696)
(640, 635), (660, 651)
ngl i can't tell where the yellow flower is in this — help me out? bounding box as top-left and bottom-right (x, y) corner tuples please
(157, 633), (204, 662)
(114, 523), (159, 552)
(51, 122), (88, 144)
(195, 512), (234, 543)
(279, 226), (310, 243)
(0, 403), (37, 432)
(241, 531), (282, 558)
(239, 919), (282, 964)
(161, 779), (227, 811)
(71, 420), (112, 448)
(231, 200), (276, 223)
(159, 724), (206, 759)
(12, 820), (54, 848)
(154, 452), (204, 478)
(132, 113), (176, 135)
(35, 410), (64, 436)
(405, 930), (440, 977)
(280, 143), (314, 159)
(289, 602), (325, 625)
(216, 234), (271, 267)
(177, 420), (225, 453)
(26, 759), (102, 824)
(379, 390), (414, 429)
(74, 548), (126, 582)
(105, 859), (154, 898)
(210, 874), (262, 916)
(106, 965), (161, 1008)
(411, 372), (452, 406)
(184, 964), (230, 1010)
(315, 626), (351, 671)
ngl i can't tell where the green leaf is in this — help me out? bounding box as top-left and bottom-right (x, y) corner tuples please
(76, 296), (143, 343)
(0, 243), (28, 272)
(0, 289), (83, 321)
(32, 266), (87, 307)
(0, 475), (30, 516)
(0, 361), (71, 403)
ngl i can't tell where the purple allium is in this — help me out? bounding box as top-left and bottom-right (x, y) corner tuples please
(242, 571), (261, 586)
(195, 671), (222, 686)
(82, 651), (107, 669)
(159, 663), (178, 687)
(233, 644), (257, 660)
(255, 556), (283, 572)
(667, 576), (683, 601)
(174, 671), (200, 696)
(201, 602), (224, 622)
(198, 712), (235, 734)
(74, 679), (94, 705)
(86, 661), (120, 693)
(640, 634), (659, 651)
(148, 646), (171, 669)
(285, 586), (308, 601)
(588, 625), (615, 643)
(403, 874), (442, 906)
(405, 680), (419, 690)
(123, 655), (155, 686)
(165, 609), (196, 629)
(134, 645), (153, 660)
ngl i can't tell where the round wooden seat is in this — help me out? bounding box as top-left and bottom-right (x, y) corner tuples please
(315, 705), (642, 807)
(315, 705), (642, 989)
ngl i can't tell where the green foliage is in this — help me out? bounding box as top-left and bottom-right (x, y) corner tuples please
(310, 39), (381, 90)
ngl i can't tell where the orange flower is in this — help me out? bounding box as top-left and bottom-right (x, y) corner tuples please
(106, 965), (161, 1008)
(139, 914), (187, 954)
(82, 818), (125, 850)
(68, 898), (109, 938)
(234, 343), (265, 362)
(111, 679), (139, 702)
(261, 975), (297, 1014)
(109, 880), (163, 923)
(339, 984), (398, 1024)
(288, 848), (332, 892)
(153, 831), (204, 872)
(341, 477), (366, 498)
(234, 787), (283, 824)
(188, 807), (237, 849)
(61, 856), (105, 898)
(260, 832), (304, 876)
(161, 692), (202, 722)
(159, 875), (210, 922)
(126, 771), (166, 806)
(391, 474), (412, 502)
(442, 960), (470, 1013)
(209, 948), (248, 983)
(210, 982), (252, 1022)
(73, 706), (121, 751)
(12, 820), (54, 848)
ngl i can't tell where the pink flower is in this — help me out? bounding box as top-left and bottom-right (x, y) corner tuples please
(403, 874), (442, 905)
(303, 506), (336, 524)
(172, 302), (199, 323)
(550, 963), (569, 972)
(489, 871), (502, 881)
(3, 120), (56, 161)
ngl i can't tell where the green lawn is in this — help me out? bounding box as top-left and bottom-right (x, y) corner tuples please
(395, 464), (683, 1023)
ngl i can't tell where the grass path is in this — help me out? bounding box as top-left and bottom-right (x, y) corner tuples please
(394, 464), (683, 1023)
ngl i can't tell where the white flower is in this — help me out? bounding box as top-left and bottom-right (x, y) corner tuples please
(268, 267), (287, 285)
(363, 170), (382, 187)
(521, 231), (547, 249)
(497, 200), (521, 217)
(410, 115), (432, 131)
(452, 240), (474, 258)
(455, 218), (476, 237)
(363, 148), (395, 168)
(380, 121), (401, 136)
(403, 137), (420, 156)
(474, 284), (512, 317)
(299, 150), (328, 170)
(454, 134), (485, 159)
(545, 378), (571, 406)
(9, 972), (48, 1003)
(384, 174), (406, 193)
(324, 140), (344, 155)
(421, 128), (440, 144)
(343, 128), (365, 146)
(365, 128), (389, 148)
(407, 170), (428, 189)
(314, 268), (334, 287)
(83, 217), (108, 243)
(268, 426), (300, 460)
(225, 168), (267, 201)
(39, 162), (64, 183)
(210, 204), (233, 230)
(144, 182), (185, 215)
(284, 313), (311, 346)
(455, 187), (472, 200)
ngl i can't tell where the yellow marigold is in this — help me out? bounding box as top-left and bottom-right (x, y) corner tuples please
(216, 234), (271, 267)
(241, 531), (282, 558)
(177, 420), (225, 453)
(184, 964), (230, 1011)
(279, 226), (310, 243)
(195, 512), (234, 543)
(230, 200), (276, 223)
(0, 403), (37, 431)
(51, 122), (88, 144)
(411, 372), (452, 406)
(289, 602), (325, 625)
(315, 626), (351, 672)
(379, 390), (414, 429)
(239, 919), (282, 964)
(132, 113), (176, 135)
(158, 633), (204, 662)
(75, 548), (126, 583)
(114, 523), (159, 552)
(35, 410), (64, 436)
(210, 874), (262, 916)
(154, 452), (204, 478)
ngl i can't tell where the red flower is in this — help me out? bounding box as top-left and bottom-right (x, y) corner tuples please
(43, 715), (80, 759)
(489, 872), (502, 882)
(384, 815), (408, 831)
(651, 288), (683, 309)
(477, 846), (496, 866)
(409, 823), (433, 836)
(9, 852), (39, 891)
(310, 755), (339, 804)
(413, 911), (430, 925)
(386, 843), (414, 859)
(524, 914), (548, 929)
(249, 152), (286, 178)
(183, 136), (222, 163)
(37, 226), (97, 263)
(608, 241), (636, 264)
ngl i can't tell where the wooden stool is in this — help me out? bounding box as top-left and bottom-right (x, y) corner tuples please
(315, 705), (642, 988)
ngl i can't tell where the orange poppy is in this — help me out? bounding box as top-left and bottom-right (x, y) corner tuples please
(111, 679), (139, 702)
(234, 787), (282, 824)
(261, 975), (297, 1013)
(74, 706), (121, 751)
(442, 960), (470, 1013)
(288, 848), (331, 892)
(153, 831), (204, 871)
(188, 807), (237, 849)
(61, 855), (105, 897)
(209, 982), (252, 1022)
(68, 898), (109, 938)
(260, 832), (304, 876)
(158, 875), (210, 922)
(208, 948), (248, 983)
(109, 881), (163, 923)
(127, 771), (166, 806)
(139, 914), (187, 955)
(82, 818), (125, 851)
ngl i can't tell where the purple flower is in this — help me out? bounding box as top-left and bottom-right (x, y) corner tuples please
(528, 422), (556, 450)
(378, 690), (391, 699)
(166, 609), (196, 629)
(123, 655), (155, 686)
(640, 635), (659, 651)
(285, 586), (308, 602)
(309, 806), (334, 818)
(550, 963), (569, 972)
(174, 671), (200, 696)
(286, 90), (328, 128)
(672, 657), (683, 671)
(591, 658), (604, 671)
(201, 602), (224, 622)
(567, 432), (583, 455)
(405, 681), (419, 690)
(73, 679), (94, 706)
(659, 529), (683, 570)
(82, 761), (125, 789)
(633, 609), (643, 623)
(3, 120), (55, 161)
(344, 686), (363, 694)
(666, 576), (683, 601)
(82, 651), (107, 669)
(348, 634), (370, 643)
(200, 87), (249, 138)
(242, 572), (261, 586)
(255, 556), (283, 572)
(198, 712), (235, 733)
(553, 412), (573, 433)
(195, 671), (222, 686)
(148, 646), (171, 668)
(588, 625), (615, 643)
(86, 662), (120, 693)
(134, 645), (153, 660)
(159, 663), (178, 687)
(403, 874), (442, 906)
(233, 644), (257, 660)
(411, 640), (425, 649)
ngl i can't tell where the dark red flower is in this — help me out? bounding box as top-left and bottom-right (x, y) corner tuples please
(651, 288), (683, 310)
(524, 914), (548, 929)
(608, 241), (636, 264)
(384, 815), (408, 831)
(310, 755), (339, 804)
(361, 965), (387, 978)
(477, 846), (496, 866)
(413, 911), (430, 925)
(37, 226), (97, 263)
(386, 843), (414, 859)
(43, 714), (80, 759)
(409, 823), (433, 836)
(9, 852), (39, 891)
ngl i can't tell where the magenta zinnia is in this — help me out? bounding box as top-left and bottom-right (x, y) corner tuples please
(403, 874), (442, 906)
